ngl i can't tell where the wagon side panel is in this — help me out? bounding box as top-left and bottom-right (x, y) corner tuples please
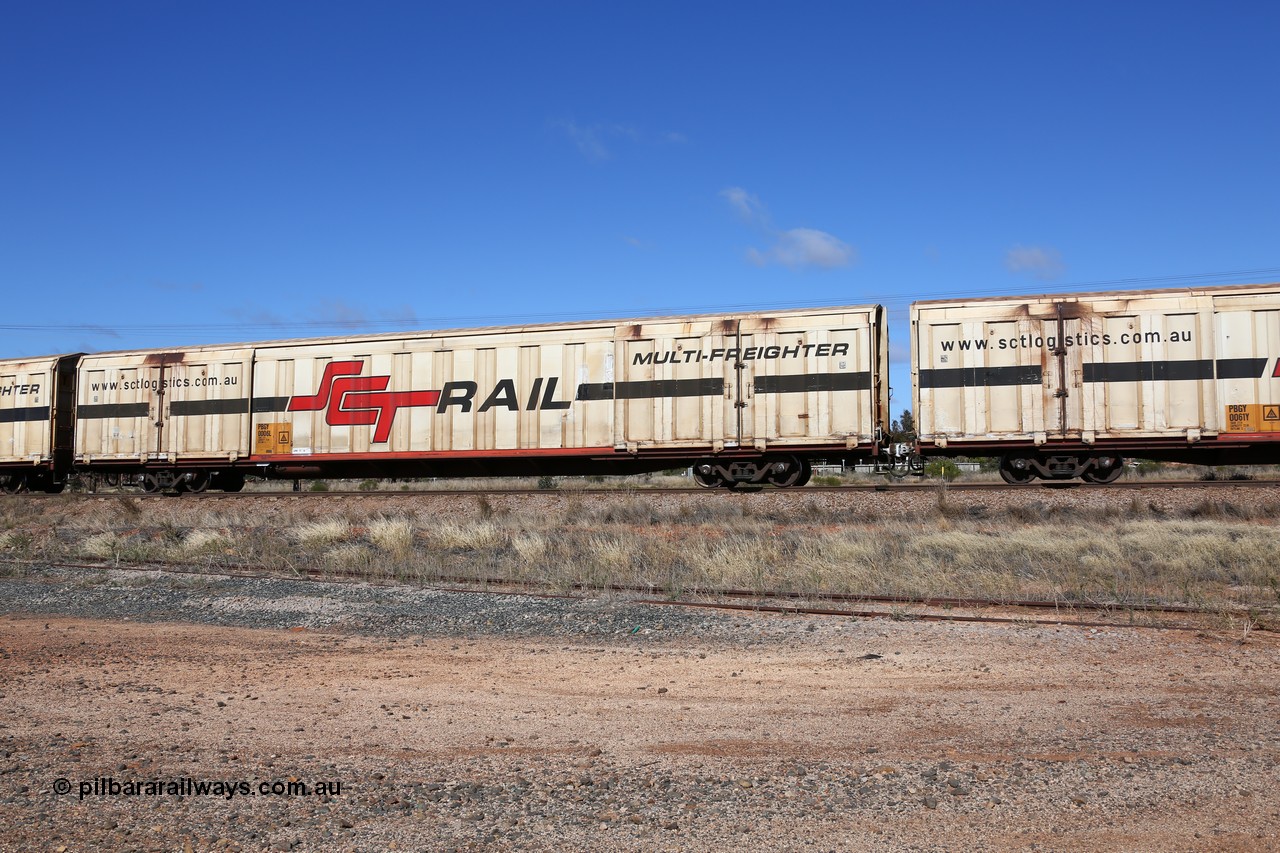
(912, 285), (1280, 456)
(75, 354), (161, 464)
(1213, 293), (1280, 441)
(743, 309), (881, 452)
(0, 357), (60, 466)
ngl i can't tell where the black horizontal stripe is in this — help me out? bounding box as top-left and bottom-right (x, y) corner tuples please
(754, 372), (872, 394)
(918, 365), (1043, 389)
(77, 403), (150, 420)
(1215, 357), (1269, 379)
(576, 378), (724, 401)
(252, 396), (293, 413)
(1083, 360), (1213, 383)
(0, 405), (50, 424)
(169, 398), (250, 416)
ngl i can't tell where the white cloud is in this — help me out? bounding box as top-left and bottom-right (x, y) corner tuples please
(772, 228), (856, 269)
(720, 186), (768, 223)
(722, 187), (855, 270)
(1005, 245), (1065, 280)
(554, 120), (685, 161)
(558, 120), (612, 161)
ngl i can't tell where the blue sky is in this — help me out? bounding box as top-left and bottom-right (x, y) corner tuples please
(3, 1), (1278, 413)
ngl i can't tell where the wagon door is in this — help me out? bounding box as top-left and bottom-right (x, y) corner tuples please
(747, 316), (880, 448)
(1043, 304), (1085, 440)
(728, 324), (753, 447)
(160, 352), (253, 461)
(76, 355), (167, 463)
(1213, 294), (1280, 437)
(612, 320), (732, 450)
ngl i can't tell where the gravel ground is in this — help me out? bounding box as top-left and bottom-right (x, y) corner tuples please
(2, 565), (1279, 851)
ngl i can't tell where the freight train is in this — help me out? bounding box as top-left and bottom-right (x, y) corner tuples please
(2, 283), (1278, 493)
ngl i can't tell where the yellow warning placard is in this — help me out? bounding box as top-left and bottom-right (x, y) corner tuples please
(1223, 404), (1280, 433)
(254, 422), (294, 454)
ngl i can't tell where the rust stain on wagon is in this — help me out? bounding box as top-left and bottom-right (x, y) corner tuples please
(142, 352), (186, 366)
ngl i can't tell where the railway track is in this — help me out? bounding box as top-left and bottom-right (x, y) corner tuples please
(11, 478), (1280, 499)
(12, 557), (1275, 635)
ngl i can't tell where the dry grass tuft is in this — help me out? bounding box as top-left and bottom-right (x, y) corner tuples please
(322, 543), (376, 574)
(181, 529), (232, 557)
(81, 532), (128, 561)
(429, 521), (505, 552)
(291, 519), (351, 546)
(368, 517), (415, 558)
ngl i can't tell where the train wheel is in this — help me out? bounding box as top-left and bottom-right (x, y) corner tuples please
(141, 474), (163, 494)
(1081, 458), (1124, 484)
(187, 473), (211, 493)
(998, 457), (1036, 484)
(0, 475), (26, 494)
(765, 456), (810, 488)
(692, 463), (722, 489)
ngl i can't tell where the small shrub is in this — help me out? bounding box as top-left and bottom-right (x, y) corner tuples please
(1133, 459), (1162, 476)
(82, 532), (127, 562)
(537, 475), (559, 490)
(309, 480), (330, 492)
(0, 530), (33, 554)
(358, 479), (380, 492)
(924, 459), (961, 481)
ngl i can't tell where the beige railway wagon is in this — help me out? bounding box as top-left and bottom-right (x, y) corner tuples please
(75, 345), (256, 491)
(0, 354), (77, 493)
(911, 283), (1280, 482)
(72, 305), (889, 490)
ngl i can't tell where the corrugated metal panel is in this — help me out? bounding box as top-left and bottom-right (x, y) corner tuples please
(1214, 293), (1280, 435)
(912, 284), (1280, 447)
(65, 304), (886, 466)
(0, 357), (59, 464)
(75, 349), (255, 462)
(248, 306), (885, 460)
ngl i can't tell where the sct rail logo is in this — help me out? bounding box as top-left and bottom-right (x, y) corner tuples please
(287, 360), (572, 443)
(287, 361), (440, 443)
